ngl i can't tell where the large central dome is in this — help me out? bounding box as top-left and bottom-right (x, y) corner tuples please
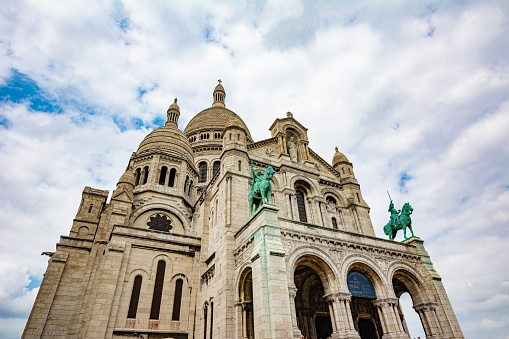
(183, 106), (252, 141)
(183, 80), (252, 142)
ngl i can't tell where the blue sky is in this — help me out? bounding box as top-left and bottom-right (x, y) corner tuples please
(1, 1), (509, 338)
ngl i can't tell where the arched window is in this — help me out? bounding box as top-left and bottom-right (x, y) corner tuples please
(332, 217), (338, 229)
(172, 279), (183, 321)
(88, 204), (93, 213)
(143, 166), (149, 185)
(238, 160), (241, 171)
(135, 168), (141, 185)
(296, 189), (307, 222)
(188, 180), (193, 195)
(203, 305), (208, 339)
(128, 275), (142, 319)
(210, 302), (214, 339)
(184, 176), (189, 193)
(199, 162), (207, 183)
(213, 161), (220, 177)
(168, 168), (176, 187)
(150, 261), (166, 320)
(159, 166), (167, 185)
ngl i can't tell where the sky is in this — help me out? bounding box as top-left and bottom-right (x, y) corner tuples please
(0, 0), (508, 338)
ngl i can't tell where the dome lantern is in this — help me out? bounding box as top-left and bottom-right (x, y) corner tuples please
(166, 98), (180, 126)
(212, 79), (226, 107)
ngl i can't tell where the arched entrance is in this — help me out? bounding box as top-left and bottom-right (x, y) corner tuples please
(347, 271), (383, 339)
(392, 269), (441, 338)
(293, 256), (334, 339)
(238, 268), (254, 338)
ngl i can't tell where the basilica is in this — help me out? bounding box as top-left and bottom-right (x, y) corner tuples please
(23, 82), (464, 339)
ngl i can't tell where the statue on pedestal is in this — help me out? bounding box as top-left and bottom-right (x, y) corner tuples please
(383, 191), (416, 241)
(248, 161), (275, 216)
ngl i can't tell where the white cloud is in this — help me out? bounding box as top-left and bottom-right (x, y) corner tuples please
(1, 1), (509, 338)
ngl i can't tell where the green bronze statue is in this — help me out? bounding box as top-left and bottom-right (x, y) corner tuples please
(383, 191), (416, 241)
(248, 161), (275, 216)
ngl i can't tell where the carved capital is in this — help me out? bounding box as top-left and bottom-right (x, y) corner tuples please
(288, 286), (298, 299)
(373, 297), (398, 308)
(413, 302), (437, 312)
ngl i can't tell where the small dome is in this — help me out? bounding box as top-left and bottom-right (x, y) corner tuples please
(212, 79), (226, 107)
(184, 106), (252, 141)
(137, 124), (194, 160)
(166, 98), (180, 126)
(332, 147), (349, 166)
(168, 98), (180, 111)
(117, 168), (136, 187)
(214, 81), (225, 94)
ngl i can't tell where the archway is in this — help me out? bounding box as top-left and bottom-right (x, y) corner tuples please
(392, 269), (436, 338)
(347, 271), (383, 339)
(238, 268), (254, 339)
(294, 256), (335, 339)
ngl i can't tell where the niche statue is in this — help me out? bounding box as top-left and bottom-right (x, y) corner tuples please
(248, 161), (275, 216)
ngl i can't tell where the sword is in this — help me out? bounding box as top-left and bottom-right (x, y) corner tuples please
(387, 190), (392, 203)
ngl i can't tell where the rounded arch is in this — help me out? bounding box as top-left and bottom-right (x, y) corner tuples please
(77, 226), (89, 237)
(237, 266), (254, 302)
(289, 175), (319, 196)
(286, 245), (341, 294)
(320, 188), (346, 207)
(342, 253), (389, 298)
(126, 268), (150, 283)
(171, 273), (190, 285)
(387, 262), (434, 305)
(235, 262), (253, 298)
(283, 125), (306, 141)
(149, 253), (172, 280)
(129, 203), (191, 231)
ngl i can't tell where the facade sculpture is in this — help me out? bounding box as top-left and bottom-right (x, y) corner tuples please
(384, 193), (416, 241)
(23, 82), (463, 339)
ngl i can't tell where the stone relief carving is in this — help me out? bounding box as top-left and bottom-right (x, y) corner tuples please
(266, 148), (275, 157)
(235, 241), (254, 267)
(283, 240), (293, 255)
(375, 256), (390, 271)
(326, 201), (337, 213)
(329, 248), (344, 264)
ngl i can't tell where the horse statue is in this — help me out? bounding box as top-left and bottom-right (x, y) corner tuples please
(383, 198), (416, 241)
(248, 161), (275, 216)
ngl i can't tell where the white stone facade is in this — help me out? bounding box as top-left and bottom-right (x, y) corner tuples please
(23, 83), (464, 339)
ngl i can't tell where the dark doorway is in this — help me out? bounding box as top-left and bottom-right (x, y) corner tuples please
(294, 261), (334, 339)
(315, 316), (333, 339)
(358, 318), (377, 339)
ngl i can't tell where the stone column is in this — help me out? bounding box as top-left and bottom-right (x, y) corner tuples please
(374, 298), (408, 338)
(325, 295), (342, 339)
(414, 303), (443, 338)
(226, 176), (231, 226)
(288, 286), (303, 338)
(318, 201), (325, 226)
(290, 194), (299, 221)
(234, 302), (244, 339)
(165, 169), (170, 186)
(335, 293), (360, 339)
(307, 197), (315, 224)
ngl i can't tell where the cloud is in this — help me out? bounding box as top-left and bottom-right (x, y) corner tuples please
(1, 0), (509, 338)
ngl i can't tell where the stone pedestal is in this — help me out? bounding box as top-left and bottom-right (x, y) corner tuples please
(249, 205), (294, 339)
